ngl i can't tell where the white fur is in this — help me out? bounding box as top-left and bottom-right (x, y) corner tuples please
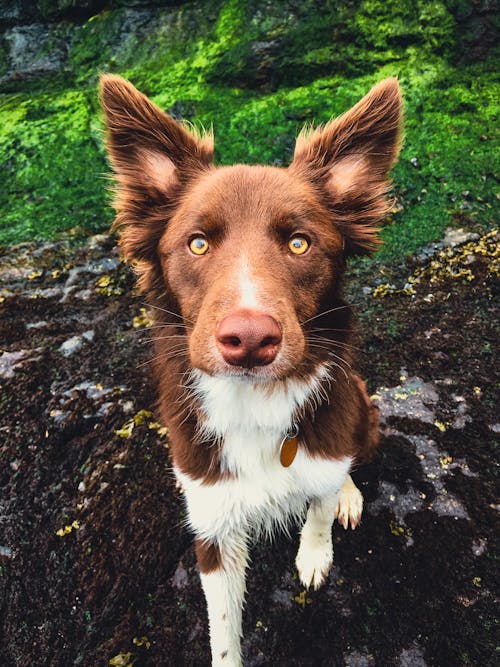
(180, 365), (352, 539)
(176, 367), (353, 666)
(178, 451), (351, 542)
(200, 537), (248, 667)
(296, 474), (363, 589)
(237, 255), (260, 309)
(192, 367), (329, 441)
(335, 473), (364, 530)
(178, 367), (351, 540)
(296, 490), (339, 590)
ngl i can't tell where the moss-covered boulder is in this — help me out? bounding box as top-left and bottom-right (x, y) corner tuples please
(0, 0), (498, 255)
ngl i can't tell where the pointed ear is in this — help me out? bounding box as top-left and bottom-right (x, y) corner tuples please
(100, 74), (214, 289)
(290, 78), (403, 256)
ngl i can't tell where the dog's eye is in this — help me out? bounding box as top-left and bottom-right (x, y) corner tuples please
(189, 236), (209, 255)
(288, 236), (309, 255)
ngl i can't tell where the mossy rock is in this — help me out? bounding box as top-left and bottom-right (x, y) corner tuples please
(0, 0), (498, 256)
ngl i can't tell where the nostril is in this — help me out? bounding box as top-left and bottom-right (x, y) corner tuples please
(260, 336), (280, 348)
(218, 334), (242, 347)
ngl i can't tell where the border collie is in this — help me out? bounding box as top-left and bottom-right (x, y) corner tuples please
(101, 74), (402, 666)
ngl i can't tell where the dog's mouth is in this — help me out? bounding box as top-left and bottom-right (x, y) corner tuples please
(213, 361), (283, 384)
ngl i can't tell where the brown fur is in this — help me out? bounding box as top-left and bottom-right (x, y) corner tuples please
(100, 74), (402, 483)
(291, 78), (402, 256)
(195, 539), (222, 574)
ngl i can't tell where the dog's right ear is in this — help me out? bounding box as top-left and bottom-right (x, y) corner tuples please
(100, 75), (213, 290)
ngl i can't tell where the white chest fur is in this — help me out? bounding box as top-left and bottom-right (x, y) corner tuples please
(176, 370), (352, 541)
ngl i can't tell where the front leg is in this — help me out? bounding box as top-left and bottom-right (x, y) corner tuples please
(296, 474), (363, 589)
(195, 534), (248, 667)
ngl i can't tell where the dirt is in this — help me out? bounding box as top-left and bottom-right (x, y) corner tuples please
(0, 230), (498, 667)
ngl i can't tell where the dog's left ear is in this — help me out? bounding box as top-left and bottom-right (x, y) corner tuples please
(290, 78), (403, 256)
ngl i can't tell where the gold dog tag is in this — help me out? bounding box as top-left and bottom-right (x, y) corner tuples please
(280, 435), (298, 467)
(279, 424), (299, 467)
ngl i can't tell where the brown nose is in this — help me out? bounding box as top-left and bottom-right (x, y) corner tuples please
(216, 309), (282, 367)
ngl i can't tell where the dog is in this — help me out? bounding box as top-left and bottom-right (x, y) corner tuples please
(100, 74), (402, 666)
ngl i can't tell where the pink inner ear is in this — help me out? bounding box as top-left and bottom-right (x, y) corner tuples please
(326, 156), (369, 200)
(139, 149), (178, 193)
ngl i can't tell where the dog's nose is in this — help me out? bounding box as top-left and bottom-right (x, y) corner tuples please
(216, 309), (282, 367)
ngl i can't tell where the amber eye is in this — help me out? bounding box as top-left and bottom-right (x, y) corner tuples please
(189, 236), (209, 255)
(288, 236), (309, 255)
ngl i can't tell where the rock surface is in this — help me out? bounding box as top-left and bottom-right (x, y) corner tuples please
(0, 228), (497, 665)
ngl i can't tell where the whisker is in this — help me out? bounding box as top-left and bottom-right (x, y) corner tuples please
(326, 355), (350, 382)
(300, 352), (336, 377)
(162, 347), (190, 359)
(308, 327), (355, 334)
(136, 348), (189, 369)
(307, 340), (352, 360)
(165, 351), (190, 360)
(307, 334), (361, 352)
(327, 349), (352, 368)
(137, 337), (187, 344)
(130, 323), (188, 334)
(136, 356), (163, 369)
(306, 343), (334, 357)
(305, 348), (350, 383)
(301, 305), (349, 325)
(140, 334), (188, 345)
(307, 342), (349, 358)
(143, 301), (193, 324)
(306, 344), (352, 379)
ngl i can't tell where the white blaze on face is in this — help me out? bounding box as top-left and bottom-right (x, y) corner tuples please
(237, 255), (261, 309)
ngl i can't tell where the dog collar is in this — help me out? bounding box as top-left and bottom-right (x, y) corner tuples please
(279, 423), (299, 467)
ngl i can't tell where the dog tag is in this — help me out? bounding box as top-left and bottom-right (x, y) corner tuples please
(279, 424), (299, 467)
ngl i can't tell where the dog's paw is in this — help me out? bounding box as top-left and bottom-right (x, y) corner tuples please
(295, 534), (333, 590)
(334, 480), (363, 530)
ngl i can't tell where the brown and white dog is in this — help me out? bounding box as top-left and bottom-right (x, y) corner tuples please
(100, 75), (402, 666)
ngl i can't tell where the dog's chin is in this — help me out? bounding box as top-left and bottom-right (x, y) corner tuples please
(218, 366), (280, 384)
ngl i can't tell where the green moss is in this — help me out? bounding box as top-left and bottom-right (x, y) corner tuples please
(0, 89), (111, 244)
(380, 59), (499, 258)
(0, 0), (498, 256)
(352, 0), (455, 54)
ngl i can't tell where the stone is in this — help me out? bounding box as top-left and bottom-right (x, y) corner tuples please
(399, 645), (427, 667)
(26, 321), (49, 329)
(58, 330), (94, 356)
(373, 375), (439, 425)
(344, 650), (375, 667)
(368, 480), (424, 525)
(171, 561), (188, 589)
(3, 24), (67, 79)
(58, 335), (84, 356)
(0, 349), (42, 378)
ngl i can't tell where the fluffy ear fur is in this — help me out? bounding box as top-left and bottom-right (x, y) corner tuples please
(100, 74), (214, 290)
(290, 78), (403, 256)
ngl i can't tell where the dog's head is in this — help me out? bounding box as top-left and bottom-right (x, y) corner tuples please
(101, 76), (402, 383)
